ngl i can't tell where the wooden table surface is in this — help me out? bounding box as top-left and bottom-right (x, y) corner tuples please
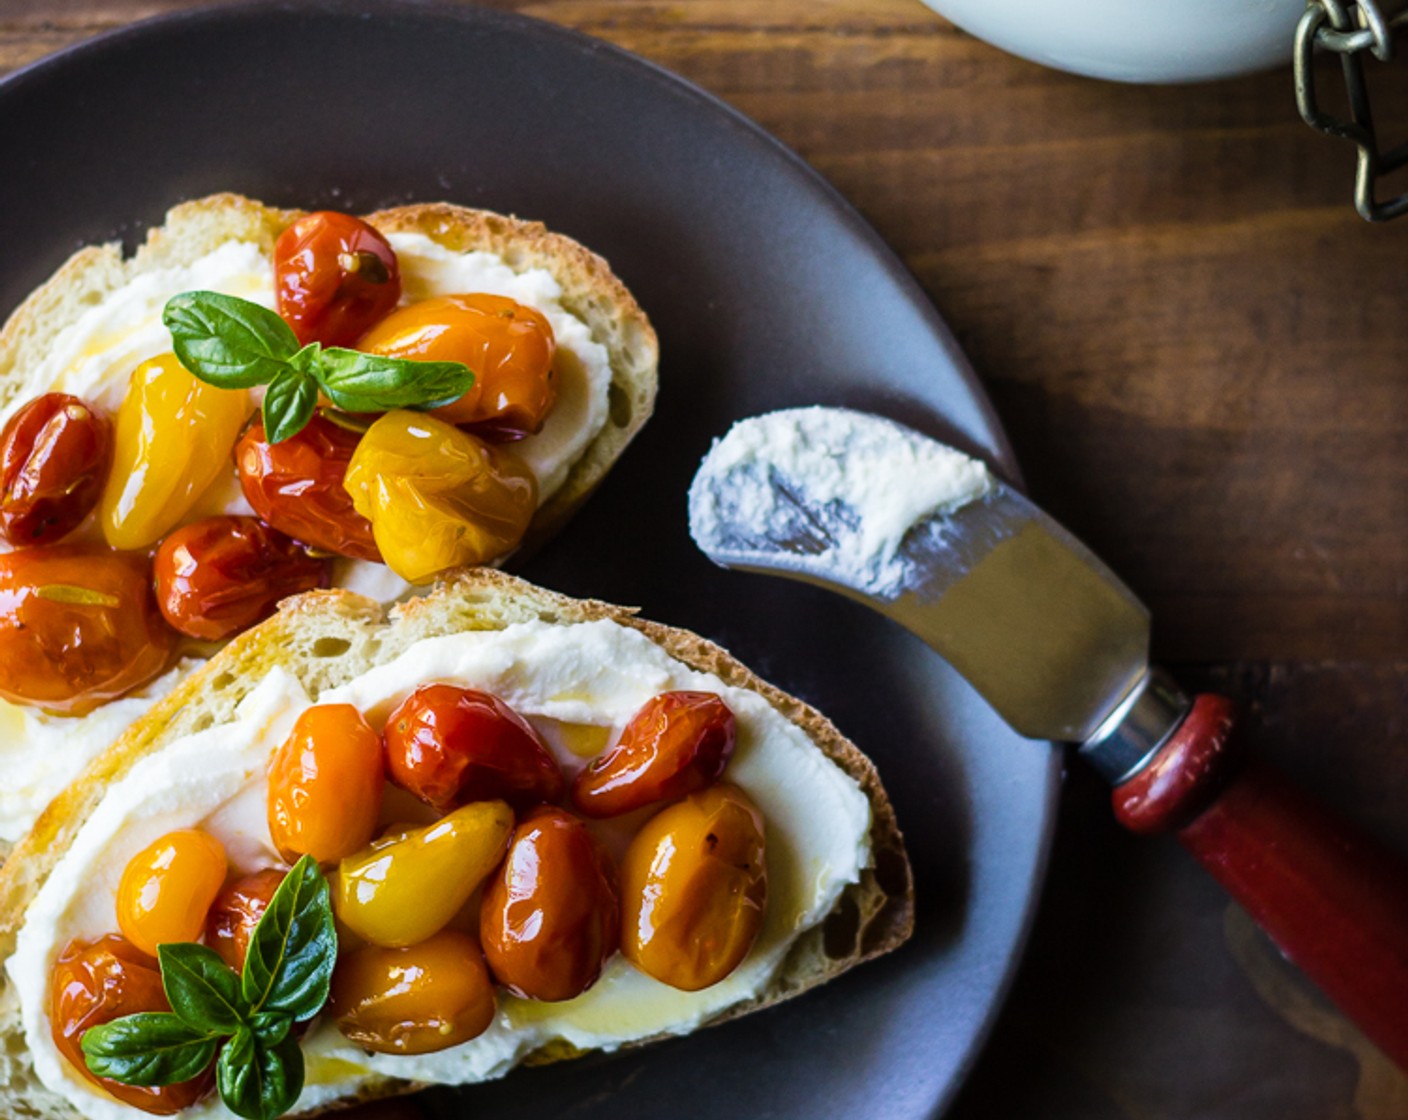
(3, 2), (1406, 1117)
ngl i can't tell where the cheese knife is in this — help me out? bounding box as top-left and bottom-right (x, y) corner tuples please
(688, 406), (1408, 1069)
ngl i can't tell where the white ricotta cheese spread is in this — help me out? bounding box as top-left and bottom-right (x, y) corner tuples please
(689, 406), (992, 599)
(0, 230), (615, 841)
(8, 618), (872, 1120)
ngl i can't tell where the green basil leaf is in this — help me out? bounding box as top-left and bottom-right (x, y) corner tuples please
(314, 347), (474, 413)
(164, 291), (299, 389)
(242, 855), (336, 1020)
(262, 371), (320, 445)
(82, 1012), (218, 1087)
(159, 943), (246, 1034)
(248, 1012), (292, 1047)
(287, 342), (323, 375)
(217, 1028), (304, 1120)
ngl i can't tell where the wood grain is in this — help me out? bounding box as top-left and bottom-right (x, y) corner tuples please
(2, 2), (1405, 1117)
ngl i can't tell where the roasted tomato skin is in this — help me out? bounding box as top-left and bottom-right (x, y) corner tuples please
(572, 691), (737, 819)
(342, 410), (537, 582)
(274, 211), (401, 347)
(154, 516), (329, 641)
(329, 930), (497, 1055)
(357, 294), (557, 439)
(205, 869), (285, 972)
(267, 703), (385, 864)
(620, 783), (768, 991)
(0, 393), (111, 546)
(0, 546), (174, 714)
(480, 807), (619, 1001)
(384, 684), (565, 813)
(50, 936), (216, 1115)
(235, 414), (380, 561)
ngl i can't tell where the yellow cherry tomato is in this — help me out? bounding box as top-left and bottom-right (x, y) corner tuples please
(335, 800), (514, 948)
(619, 783), (767, 992)
(342, 410), (536, 583)
(115, 829), (228, 959)
(99, 353), (251, 550)
(329, 930), (497, 1055)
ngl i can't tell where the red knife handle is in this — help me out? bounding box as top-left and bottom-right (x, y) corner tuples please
(1111, 693), (1408, 1070)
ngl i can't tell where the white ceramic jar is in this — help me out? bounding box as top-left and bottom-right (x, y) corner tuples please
(919, 0), (1305, 83)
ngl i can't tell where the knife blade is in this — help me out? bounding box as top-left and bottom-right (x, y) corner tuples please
(687, 406), (1149, 743)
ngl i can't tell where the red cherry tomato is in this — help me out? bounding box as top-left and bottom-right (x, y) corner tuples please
(51, 936), (216, 1115)
(274, 211), (402, 347)
(571, 691), (737, 818)
(0, 545), (174, 714)
(154, 516), (329, 641)
(0, 393), (111, 546)
(480, 807), (620, 1001)
(205, 868), (285, 972)
(384, 684), (565, 813)
(234, 414), (380, 561)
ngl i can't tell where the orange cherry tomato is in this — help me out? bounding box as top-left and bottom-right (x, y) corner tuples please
(328, 930), (497, 1055)
(357, 294), (557, 440)
(235, 414), (380, 561)
(268, 704), (385, 864)
(0, 545), (174, 715)
(572, 692), (736, 819)
(154, 516), (329, 641)
(116, 829), (228, 959)
(383, 684), (564, 813)
(205, 868), (285, 972)
(620, 783), (767, 991)
(274, 211), (401, 347)
(51, 936), (216, 1115)
(0, 393), (111, 546)
(480, 807), (619, 1001)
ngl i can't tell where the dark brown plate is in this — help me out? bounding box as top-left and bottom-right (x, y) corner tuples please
(0, 4), (1061, 1116)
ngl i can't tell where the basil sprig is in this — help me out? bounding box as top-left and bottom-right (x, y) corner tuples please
(82, 855), (336, 1120)
(163, 291), (474, 443)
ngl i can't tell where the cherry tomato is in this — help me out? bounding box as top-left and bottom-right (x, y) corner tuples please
(116, 829), (228, 959)
(334, 800), (513, 948)
(480, 807), (619, 1001)
(275, 211), (401, 347)
(356, 294), (557, 440)
(384, 685), (564, 813)
(205, 868), (284, 972)
(620, 783), (767, 991)
(572, 691), (737, 819)
(0, 545), (174, 715)
(0, 393), (110, 545)
(154, 516), (329, 641)
(268, 703), (385, 864)
(342, 410), (537, 583)
(329, 930), (496, 1055)
(235, 414), (380, 561)
(51, 936), (216, 1114)
(99, 354), (251, 551)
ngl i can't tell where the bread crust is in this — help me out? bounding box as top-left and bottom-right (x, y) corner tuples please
(0, 570), (913, 1119)
(0, 192), (659, 550)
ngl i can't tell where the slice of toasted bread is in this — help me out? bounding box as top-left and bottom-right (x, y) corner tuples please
(0, 570), (913, 1119)
(0, 193), (659, 848)
(0, 192), (659, 548)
